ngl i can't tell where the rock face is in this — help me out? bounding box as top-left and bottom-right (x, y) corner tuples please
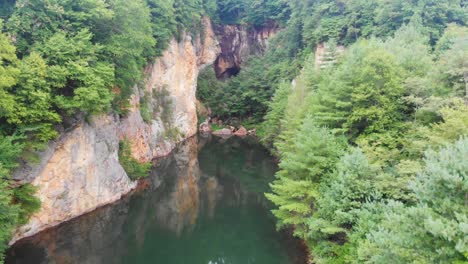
(10, 115), (137, 243)
(118, 17), (219, 162)
(214, 22), (279, 79)
(10, 18), (220, 244)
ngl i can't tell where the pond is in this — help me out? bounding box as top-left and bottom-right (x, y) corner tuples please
(7, 136), (306, 264)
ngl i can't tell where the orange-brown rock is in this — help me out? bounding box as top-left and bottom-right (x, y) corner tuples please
(234, 126), (248, 137)
(10, 115), (137, 244)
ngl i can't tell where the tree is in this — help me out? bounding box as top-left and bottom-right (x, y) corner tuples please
(266, 119), (345, 237)
(433, 24), (468, 99)
(147, 0), (177, 54)
(266, 177), (317, 237)
(0, 24), (20, 125)
(311, 40), (408, 140)
(361, 138), (468, 263)
(106, 0), (155, 107)
(0, 135), (25, 263)
(304, 149), (382, 263)
(0, 178), (19, 264)
(36, 29), (114, 115)
(260, 81), (291, 150)
(15, 53), (61, 143)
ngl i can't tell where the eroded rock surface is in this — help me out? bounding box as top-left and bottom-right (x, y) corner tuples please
(214, 22), (279, 79)
(10, 115), (137, 244)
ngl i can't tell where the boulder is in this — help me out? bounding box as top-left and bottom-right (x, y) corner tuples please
(199, 120), (212, 134)
(234, 126), (248, 137)
(212, 128), (233, 138)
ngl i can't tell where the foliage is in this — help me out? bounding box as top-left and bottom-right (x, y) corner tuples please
(310, 40), (408, 139)
(0, 136), (39, 263)
(266, 120), (345, 237)
(360, 138), (468, 263)
(153, 86), (174, 126)
(276, 119), (346, 182)
(13, 184), (41, 225)
(263, 18), (468, 263)
(260, 81), (291, 150)
(147, 0), (177, 55)
(299, 0), (466, 46)
(140, 92), (153, 124)
(0, 179), (18, 264)
(266, 177), (316, 237)
(118, 139), (151, 180)
(0, 0), (466, 262)
(215, 0), (289, 26)
(196, 33), (304, 123)
(164, 127), (183, 141)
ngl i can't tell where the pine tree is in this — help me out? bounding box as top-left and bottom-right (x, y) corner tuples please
(266, 118), (345, 237)
(361, 138), (468, 263)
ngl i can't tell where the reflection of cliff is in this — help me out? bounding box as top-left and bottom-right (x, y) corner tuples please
(154, 137), (201, 236)
(203, 177), (221, 219)
(7, 136), (280, 264)
(7, 137), (204, 264)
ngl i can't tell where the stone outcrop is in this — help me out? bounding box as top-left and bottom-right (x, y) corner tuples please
(10, 18), (220, 244)
(212, 128), (233, 137)
(214, 22), (279, 79)
(10, 115), (137, 244)
(233, 126), (248, 137)
(119, 17), (219, 162)
(199, 120), (212, 134)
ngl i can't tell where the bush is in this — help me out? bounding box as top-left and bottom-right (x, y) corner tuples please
(118, 139), (151, 180)
(13, 184), (41, 225)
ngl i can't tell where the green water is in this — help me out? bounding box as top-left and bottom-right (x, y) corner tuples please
(7, 136), (305, 264)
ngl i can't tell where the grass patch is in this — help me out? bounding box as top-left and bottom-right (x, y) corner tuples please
(153, 86), (173, 126)
(211, 123), (223, 131)
(140, 92), (153, 124)
(118, 139), (151, 180)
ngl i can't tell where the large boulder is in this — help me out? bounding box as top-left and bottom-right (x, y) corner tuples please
(234, 126), (248, 137)
(212, 128), (233, 138)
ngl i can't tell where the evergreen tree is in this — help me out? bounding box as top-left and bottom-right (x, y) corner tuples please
(266, 118), (345, 237)
(361, 138), (468, 263)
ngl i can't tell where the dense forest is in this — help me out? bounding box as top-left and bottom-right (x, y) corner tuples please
(263, 1), (467, 263)
(198, 0), (467, 263)
(0, 0), (467, 263)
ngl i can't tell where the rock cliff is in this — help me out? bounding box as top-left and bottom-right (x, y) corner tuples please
(10, 18), (220, 244)
(214, 22), (279, 79)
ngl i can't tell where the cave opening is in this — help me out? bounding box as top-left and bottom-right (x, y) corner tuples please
(220, 66), (241, 79)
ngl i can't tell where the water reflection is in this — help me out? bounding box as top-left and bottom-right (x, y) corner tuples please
(7, 136), (304, 264)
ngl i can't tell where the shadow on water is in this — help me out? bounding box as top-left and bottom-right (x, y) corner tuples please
(7, 135), (307, 264)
